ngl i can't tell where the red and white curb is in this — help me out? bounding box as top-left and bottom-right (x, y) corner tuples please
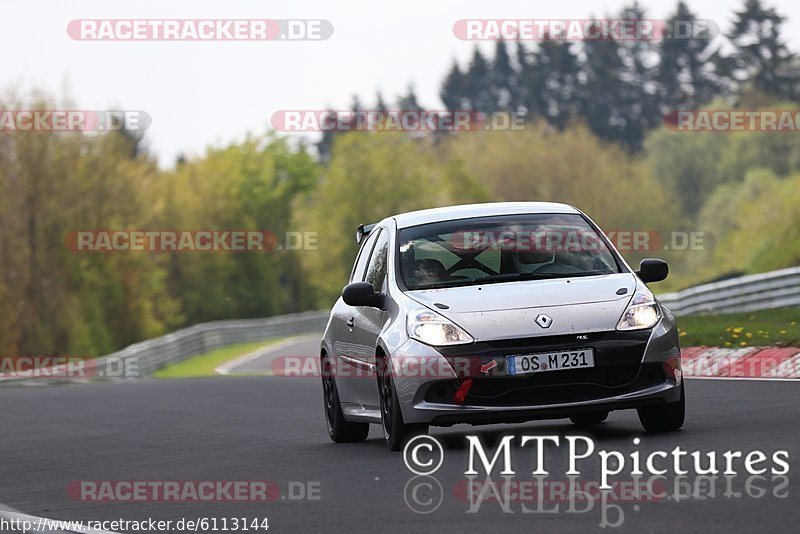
(682, 346), (800, 379)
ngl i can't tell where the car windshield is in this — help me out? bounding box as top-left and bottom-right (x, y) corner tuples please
(398, 213), (620, 290)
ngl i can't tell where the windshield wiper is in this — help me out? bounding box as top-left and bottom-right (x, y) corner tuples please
(408, 270), (615, 290)
(456, 271), (614, 285)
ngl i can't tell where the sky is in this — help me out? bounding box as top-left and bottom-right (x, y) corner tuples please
(2, 0), (799, 167)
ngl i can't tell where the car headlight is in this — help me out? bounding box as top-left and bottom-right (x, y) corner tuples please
(407, 309), (473, 346)
(617, 290), (660, 331)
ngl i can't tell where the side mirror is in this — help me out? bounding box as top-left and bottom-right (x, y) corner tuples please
(342, 282), (384, 308)
(635, 258), (669, 283)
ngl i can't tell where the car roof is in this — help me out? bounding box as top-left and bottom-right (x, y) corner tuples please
(389, 202), (580, 229)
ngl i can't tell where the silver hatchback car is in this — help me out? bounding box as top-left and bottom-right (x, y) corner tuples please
(321, 202), (685, 450)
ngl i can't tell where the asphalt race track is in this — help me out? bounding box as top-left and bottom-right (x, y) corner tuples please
(2, 337), (799, 533)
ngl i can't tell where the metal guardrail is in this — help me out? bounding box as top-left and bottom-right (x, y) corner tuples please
(658, 266), (800, 316)
(0, 310), (329, 385)
(106, 310), (329, 376)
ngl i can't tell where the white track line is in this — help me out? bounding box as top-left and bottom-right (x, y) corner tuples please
(685, 376), (800, 382)
(214, 335), (317, 376)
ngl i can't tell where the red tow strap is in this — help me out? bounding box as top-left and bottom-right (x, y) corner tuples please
(454, 378), (474, 404)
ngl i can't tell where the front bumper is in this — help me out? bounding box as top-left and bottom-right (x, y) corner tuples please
(415, 381), (681, 426)
(391, 324), (681, 425)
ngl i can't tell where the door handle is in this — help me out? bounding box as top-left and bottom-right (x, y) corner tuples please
(346, 317), (355, 328)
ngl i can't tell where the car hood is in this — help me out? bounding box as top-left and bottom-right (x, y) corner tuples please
(405, 273), (638, 340)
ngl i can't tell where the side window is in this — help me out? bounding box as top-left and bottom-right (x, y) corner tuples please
(365, 229), (390, 292)
(350, 229), (380, 283)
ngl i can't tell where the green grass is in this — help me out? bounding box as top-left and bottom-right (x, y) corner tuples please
(153, 339), (282, 379)
(677, 307), (800, 348)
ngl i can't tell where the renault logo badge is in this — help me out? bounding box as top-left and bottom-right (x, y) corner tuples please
(535, 314), (553, 328)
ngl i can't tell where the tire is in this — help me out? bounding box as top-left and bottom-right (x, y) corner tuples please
(638, 382), (685, 433)
(570, 410), (609, 425)
(321, 355), (369, 443)
(378, 355), (428, 451)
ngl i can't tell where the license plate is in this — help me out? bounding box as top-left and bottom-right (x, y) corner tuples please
(506, 349), (595, 376)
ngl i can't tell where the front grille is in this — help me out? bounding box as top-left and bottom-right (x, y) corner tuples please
(425, 330), (658, 407)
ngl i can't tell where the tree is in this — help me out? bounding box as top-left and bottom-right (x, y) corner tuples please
(527, 39), (581, 129)
(577, 26), (628, 144)
(463, 47), (496, 112)
(375, 91), (388, 114)
(489, 40), (518, 112)
(296, 132), (487, 305)
(657, 1), (728, 112)
(440, 60), (467, 111)
(723, 0), (798, 100)
(514, 42), (532, 115)
(0, 95), (181, 355)
(397, 85), (424, 112)
(315, 108), (338, 163)
(160, 135), (319, 323)
(617, 3), (662, 135)
(573, 5), (664, 150)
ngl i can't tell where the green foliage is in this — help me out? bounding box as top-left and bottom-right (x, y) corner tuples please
(158, 134), (319, 324)
(699, 170), (800, 276)
(0, 96), (181, 356)
(646, 101), (800, 218)
(0, 100), (320, 356)
(678, 307), (800, 348)
(3, 94), (800, 357)
(296, 131), (489, 306)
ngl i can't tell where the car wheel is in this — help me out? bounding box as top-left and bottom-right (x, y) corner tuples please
(321, 354), (369, 443)
(570, 410), (609, 425)
(638, 382), (685, 433)
(379, 355), (428, 451)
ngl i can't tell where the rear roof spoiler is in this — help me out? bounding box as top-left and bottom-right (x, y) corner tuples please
(356, 223), (377, 244)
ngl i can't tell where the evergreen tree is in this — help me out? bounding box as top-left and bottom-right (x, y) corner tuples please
(463, 47), (496, 112)
(577, 24), (628, 144)
(440, 60), (466, 111)
(528, 39), (581, 129)
(315, 108), (338, 163)
(397, 85), (424, 112)
(375, 91), (388, 114)
(615, 3), (662, 146)
(724, 0), (798, 100)
(489, 40), (517, 112)
(514, 42), (532, 115)
(657, 1), (727, 112)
